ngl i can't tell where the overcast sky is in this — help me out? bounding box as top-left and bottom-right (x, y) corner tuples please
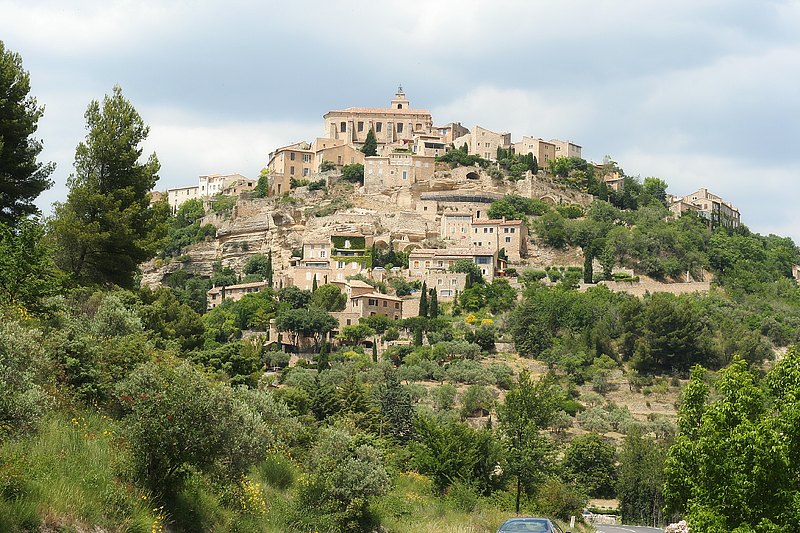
(2, 0), (799, 242)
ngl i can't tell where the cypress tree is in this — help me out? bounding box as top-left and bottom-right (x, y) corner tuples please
(419, 281), (428, 317)
(414, 327), (423, 346)
(266, 249), (273, 287)
(428, 288), (439, 319)
(361, 128), (378, 156)
(312, 273), (318, 292)
(372, 342), (378, 363)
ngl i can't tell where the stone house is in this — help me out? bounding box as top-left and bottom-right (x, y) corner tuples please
(550, 139), (582, 160)
(207, 280), (270, 310)
(513, 137), (556, 168)
(453, 125), (512, 161)
(408, 247), (498, 282)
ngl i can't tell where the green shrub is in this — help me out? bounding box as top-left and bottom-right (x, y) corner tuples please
(258, 453), (296, 490)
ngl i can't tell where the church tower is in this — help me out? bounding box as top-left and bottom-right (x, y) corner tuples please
(390, 85), (410, 110)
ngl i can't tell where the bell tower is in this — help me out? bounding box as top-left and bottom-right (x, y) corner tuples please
(390, 84), (410, 110)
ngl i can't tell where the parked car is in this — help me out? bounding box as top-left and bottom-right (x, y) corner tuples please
(496, 517), (565, 532)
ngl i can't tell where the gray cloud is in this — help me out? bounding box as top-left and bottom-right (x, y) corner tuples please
(2, 0), (798, 241)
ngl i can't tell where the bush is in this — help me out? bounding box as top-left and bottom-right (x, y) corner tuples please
(0, 321), (50, 438)
(116, 361), (277, 493)
(258, 453), (296, 490)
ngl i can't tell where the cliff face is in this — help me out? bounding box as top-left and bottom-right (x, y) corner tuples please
(141, 169), (593, 287)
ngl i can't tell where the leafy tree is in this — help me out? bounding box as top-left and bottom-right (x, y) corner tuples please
(0, 41), (54, 226)
(632, 293), (715, 373)
(562, 433), (617, 498)
(275, 306), (336, 351)
(617, 428), (668, 527)
(278, 285), (311, 309)
(309, 283), (346, 312)
(497, 371), (562, 513)
(253, 167), (269, 197)
(117, 361), (288, 495)
(460, 384), (494, 418)
(341, 163), (364, 184)
(293, 428), (389, 532)
(0, 218), (61, 312)
(51, 85), (166, 288)
(337, 323), (376, 346)
(412, 414), (504, 495)
(450, 259), (483, 288)
(174, 198), (204, 227)
(534, 211), (569, 249)
(361, 128), (378, 156)
(0, 320), (50, 438)
(243, 253), (273, 281)
(664, 354), (800, 531)
(488, 194), (548, 220)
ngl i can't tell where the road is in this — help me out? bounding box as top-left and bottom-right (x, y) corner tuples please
(593, 525), (663, 533)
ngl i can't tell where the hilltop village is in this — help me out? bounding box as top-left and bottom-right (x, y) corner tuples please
(149, 86), (744, 350)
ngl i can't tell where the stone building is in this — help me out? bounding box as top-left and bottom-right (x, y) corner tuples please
(674, 187), (740, 229)
(408, 247), (498, 282)
(207, 280), (269, 310)
(470, 218), (527, 262)
(323, 86), (433, 148)
(550, 139), (582, 160)
(453, 125), (512, 160)
(364, 153), (435, 192)
(267, 142), (315, 195)
(514, 137), (556, 168)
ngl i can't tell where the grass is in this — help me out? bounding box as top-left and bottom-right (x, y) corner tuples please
(373, 472), (595, 533)
(0, 412), (157, 533)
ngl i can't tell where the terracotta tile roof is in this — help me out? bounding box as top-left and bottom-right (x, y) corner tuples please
(325, 107), (431, 116)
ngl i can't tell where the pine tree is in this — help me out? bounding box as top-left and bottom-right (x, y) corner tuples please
(419, 281), (428, 317)
(50, 85), (166, 288)
(361, 128), (378, 157)
(428, 288), (439, 319)
(377, 369), (414, 441)
(0, 41), (54, 226)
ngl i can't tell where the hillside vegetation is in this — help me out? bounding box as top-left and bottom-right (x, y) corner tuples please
(3, 42), (800, 532)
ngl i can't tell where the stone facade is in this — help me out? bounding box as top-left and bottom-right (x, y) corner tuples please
(453, 125), (511, 160)
(514, 137), (556, 168)
(207, 280), (270, 310)
(550, 139), (582, 160)
(323, 86), (433, 148)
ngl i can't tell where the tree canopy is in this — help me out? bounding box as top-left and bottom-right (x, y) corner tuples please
(0, 41), (54, 226)
(50, 85), (166, 288)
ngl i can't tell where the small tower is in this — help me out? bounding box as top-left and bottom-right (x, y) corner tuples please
(390, 84), (410, 110)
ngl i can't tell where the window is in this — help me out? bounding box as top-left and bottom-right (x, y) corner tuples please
(290, 166), (295, 175)
(402, 170), (407, 180)
(397, 123), (404, 133)
(319, 250), (326, 258)
(346, 319), (351, 325)
(504, 228), (509, 234)
(368, 299), (377, 306)
(505, 237), (512, 243)
(484, 228), (489, 233)
(340, 121), (346, 132)
(437, 278), (443, 285)
(303, 168), (309, 177)
(383, 301), (388, 307)
(451, 279), (457, 285)
(394, 303), (400, 309)
(376, 122), (382, 133)
(290, 152), (295, 161)
(358, 121), (364, 132)
(510, 228), (515, 233)
(303, 154), (311, 163)
(397, 104), (402, 109)
(337, 261), (345, 269)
